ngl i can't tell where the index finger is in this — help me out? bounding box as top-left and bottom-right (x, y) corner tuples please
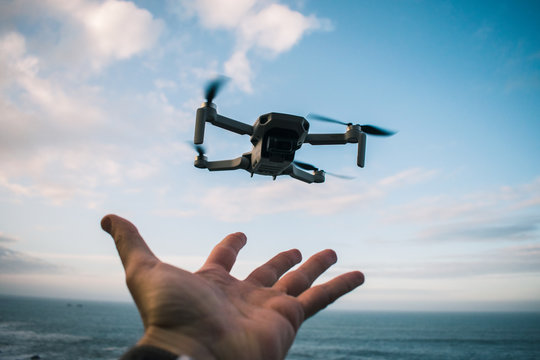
(200, 232), (247, 273)
(101, 214), (158, 273)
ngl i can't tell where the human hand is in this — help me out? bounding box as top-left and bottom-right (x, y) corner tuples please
(101, 214), (364, 360)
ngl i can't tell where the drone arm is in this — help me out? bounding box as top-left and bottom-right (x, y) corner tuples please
(211, 115), (254, 136)
(196, 155), (250, 172)
(282, 165), (325, 184)
(195, 105), (253, 144)
(307, 127), (366, 168)
(305, 133), (349, 145)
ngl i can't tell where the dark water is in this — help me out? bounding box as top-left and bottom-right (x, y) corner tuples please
(289, 311), (540, 360)
(0, 296), (140, 360)
(1, 296), (539, 360)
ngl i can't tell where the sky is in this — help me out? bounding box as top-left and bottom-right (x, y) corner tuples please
(0, 0), (539, 312)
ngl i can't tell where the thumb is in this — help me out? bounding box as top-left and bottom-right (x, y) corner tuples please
(101, 214), (158, 272)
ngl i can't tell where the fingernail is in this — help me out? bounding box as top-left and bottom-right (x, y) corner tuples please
(327, 249), (338, 264)
(291, 249), (302, 263)
(101, 215), (112, 234)
(356, 271), (365, 285)
(236, 232), (247, 243)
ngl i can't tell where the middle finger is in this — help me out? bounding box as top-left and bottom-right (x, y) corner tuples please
(273, 249), (337, 296)
(245, 249), (302, 287)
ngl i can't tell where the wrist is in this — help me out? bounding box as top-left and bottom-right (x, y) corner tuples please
(120, 345), (192, 360)
(137, 326), (217, 360)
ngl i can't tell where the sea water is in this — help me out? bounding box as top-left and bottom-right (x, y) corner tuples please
(1, 296), (539, 360)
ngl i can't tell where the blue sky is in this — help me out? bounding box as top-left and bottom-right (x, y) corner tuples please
(0, 0), (539, 311)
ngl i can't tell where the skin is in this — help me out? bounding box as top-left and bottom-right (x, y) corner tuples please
(101, 214), (364, 360)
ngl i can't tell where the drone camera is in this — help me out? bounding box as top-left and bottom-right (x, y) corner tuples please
(267, 136), (295, 153)
(262, 129), (299, 163)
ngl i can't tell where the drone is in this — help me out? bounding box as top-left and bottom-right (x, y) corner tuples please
(192, 78), (395, 184)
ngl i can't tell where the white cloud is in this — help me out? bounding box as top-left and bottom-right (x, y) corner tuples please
(0, 3), (185, 207)
(418, 217), (539, 243)
(381, 176), (540, 244)
(224, 50), (253, 92)
(167, 167), (435, 222)
(0, 31), (103, 147)
(199, 180), (376, 221)
(0, 32), (38, 86)
(0, 30), (114, 205)
(154, 79), (177, 89)
(43, 0), (164, 71)
(379, 168), (439, 188)
(80, 0), (162, 59)
(178, 0), (329, 92)
(180, 0), (256, 29)
(363, 243), (540, 282)
(0, 142), (169, 206)
(1, 0), (163, 72)
(0, 245), (61, 274)
(238, 3), (322, 54)
(0, 272), (130, 301)
(0, 233), (18, 243)
(387, 176), (540, 224)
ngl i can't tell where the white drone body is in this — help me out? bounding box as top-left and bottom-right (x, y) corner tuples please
(192, 79), (394, 184)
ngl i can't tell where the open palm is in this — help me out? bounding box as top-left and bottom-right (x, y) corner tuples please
(102, 214), (364, 360)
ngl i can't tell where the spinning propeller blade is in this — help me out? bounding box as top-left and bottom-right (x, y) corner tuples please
(325, 172), (355, 180)
(358, 125), (395, 136)
(307, 113), (350, 126)
(293, 160), (318, 171)
(293, 161), (354, 179)
(308, 113), (396, 136)
(204, 76), (229, 103)
(194, 144), (206, 156)
(187, 141), (206, 156)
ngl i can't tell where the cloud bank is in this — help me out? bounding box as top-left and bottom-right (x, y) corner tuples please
(177, 0), (329, 92)
(0, 245), (60, 274)
(157, 167), (436, 222)
(0, 1), (186, 207)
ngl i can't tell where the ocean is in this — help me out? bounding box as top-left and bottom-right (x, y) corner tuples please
(1, 296), (539, 360)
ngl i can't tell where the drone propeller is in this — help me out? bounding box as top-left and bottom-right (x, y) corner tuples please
(293, 161), (354, 180)
(308, 113), (396, 136)
(195, 77), (227, 144)
(187, 141), (206, 156)
(194, 144), (206, 157)
(293, 160), (318, 171)
(188, 142), (208, 169)
(204, 76), (229, 104)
